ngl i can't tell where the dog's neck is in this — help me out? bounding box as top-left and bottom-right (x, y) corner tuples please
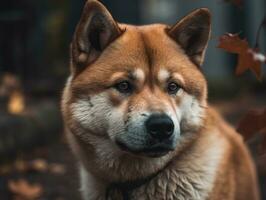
(78, 128), (227, 200)
(79, 160), (168, 200)
(104, 158), (173, 200)
(105, 168), (163, 200)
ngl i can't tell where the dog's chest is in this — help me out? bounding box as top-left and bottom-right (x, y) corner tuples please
(112, 136), (225, 200)
(81, 131), (226, 200)
(107, 169), (215, 200)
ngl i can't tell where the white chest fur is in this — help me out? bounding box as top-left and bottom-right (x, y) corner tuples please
(79, 130), (226, 200)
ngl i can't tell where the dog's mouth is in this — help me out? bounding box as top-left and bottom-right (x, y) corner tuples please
(116, 140), (175, 158)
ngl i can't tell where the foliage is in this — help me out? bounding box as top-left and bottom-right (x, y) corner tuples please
(218, 33), (265, 80)
(217, 3), (266, 175)
(236, 109), (266, 174)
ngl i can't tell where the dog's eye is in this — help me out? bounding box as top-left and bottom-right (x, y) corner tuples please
(167, 82), (180, 94)
(114, 81), (133, 94)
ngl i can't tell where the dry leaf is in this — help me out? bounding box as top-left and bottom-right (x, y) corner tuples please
(236, 49), (263, 80)
(218, 33), (248, 53)
(237, 109), (266, 176)
(218, 33), (265, 80)
(0, 164), (12, 175)
(8, 179), (43, 200)
(8, 91), (25, 114)
(237, 108), (266, 141)
(49, 163), (66, 175)
(0, 73), (21, 97)
(30, 159), (48, 172)
(15, 159), (28, 172)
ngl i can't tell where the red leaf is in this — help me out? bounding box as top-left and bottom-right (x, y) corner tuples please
(218, 33), (248, 53)
(237, 109), (266, 173)
(236, 49), (263, 80)
(218, 33), (265, 80)
(8, 179), (43, 200)
(237, 109), (266, 141)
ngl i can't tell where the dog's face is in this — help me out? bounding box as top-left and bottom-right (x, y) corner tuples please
(63, 1), (210, 159)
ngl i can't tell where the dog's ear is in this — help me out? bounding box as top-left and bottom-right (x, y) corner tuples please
(167, 8), (211, 66)
(72, 0), (122, 73)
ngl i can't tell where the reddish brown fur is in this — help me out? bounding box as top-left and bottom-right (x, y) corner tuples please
(71, 24), (207, 110)
(61, 1), (260, 200)
(206, 108), (260, 200)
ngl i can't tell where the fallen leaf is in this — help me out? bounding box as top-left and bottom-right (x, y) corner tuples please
(237, 108), (266, 141)
(30, 159), (48, 172)
(49, 163), (66, 175)
(218, 33), (265, 80)
(237, 109), (266, 176)
(0, 164), (12, 175)
(15, 159), (28, 172)
(8, 179), (43, 200)
(8, 90), (25, 114)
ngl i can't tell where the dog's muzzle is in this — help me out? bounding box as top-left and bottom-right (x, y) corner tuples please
(116, 114), (177, 157)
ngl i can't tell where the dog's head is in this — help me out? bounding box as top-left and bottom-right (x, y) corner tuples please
(63, 1), (210, 160)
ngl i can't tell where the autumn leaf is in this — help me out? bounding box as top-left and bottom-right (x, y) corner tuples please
(8, 179), (43, 200)
(0, 158), (67, 177)
(237, 109), (266, 175)
(218, 33), (248, 53)
(218, 33), (265, 80)
(236, 48), (264, 80)
(8, 90), (25, 114)
(49, 163), (66, 174)
(15, 159), (28, 172)
(0, 164), (12, 175)
(236, 108), (266, 141)
(30, 159), (49, 172)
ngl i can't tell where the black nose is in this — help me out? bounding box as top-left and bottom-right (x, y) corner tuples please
(145, 114), (174, 141)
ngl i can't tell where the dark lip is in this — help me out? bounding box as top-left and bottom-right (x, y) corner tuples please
(116, 140), (175, 157)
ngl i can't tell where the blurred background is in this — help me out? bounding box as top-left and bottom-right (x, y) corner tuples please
(0, 0), (265, 199)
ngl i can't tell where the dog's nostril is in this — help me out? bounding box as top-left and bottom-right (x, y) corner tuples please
(166, 124), (174, 133)
(145, 114), (174, 141)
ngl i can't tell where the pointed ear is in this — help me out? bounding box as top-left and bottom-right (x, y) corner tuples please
(167, 8), (211, 66)
(72, 0), (122, 73)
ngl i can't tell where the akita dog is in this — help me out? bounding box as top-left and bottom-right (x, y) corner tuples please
(61, 1), (260, 199)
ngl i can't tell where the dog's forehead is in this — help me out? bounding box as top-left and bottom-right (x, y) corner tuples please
(74, 23), (204, 94)
(85, 24), (195, 76)
(118, 24), (189, 68)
